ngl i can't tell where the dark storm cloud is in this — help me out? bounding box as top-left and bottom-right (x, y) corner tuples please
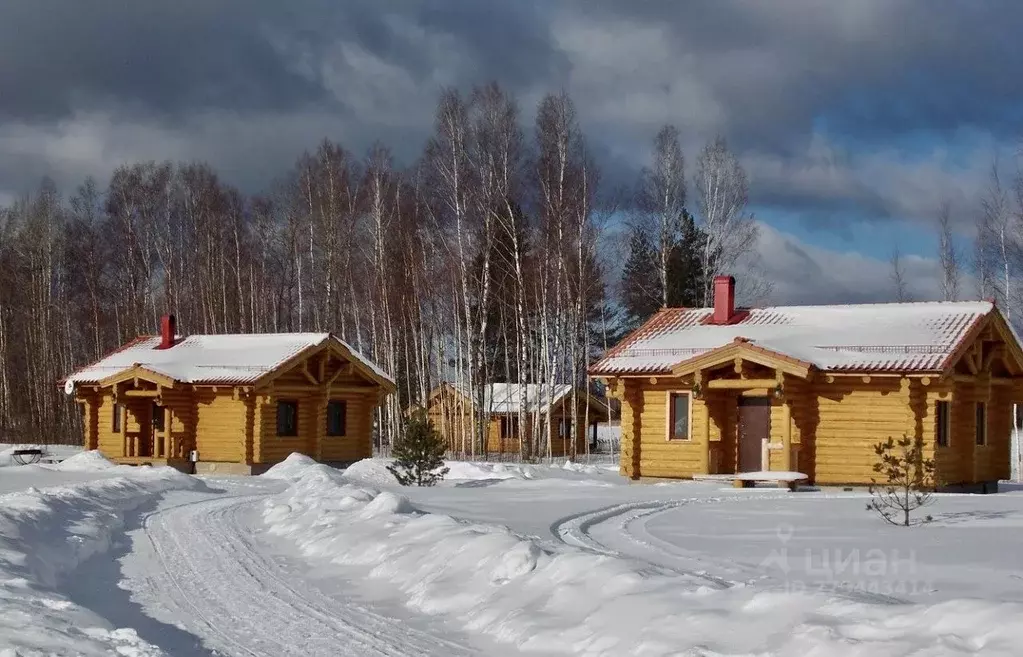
(0, 1), (331, 121)
(565, 0), (1023, 148)
(0, 0), (1019, 225)
(0, 0), (562, 124)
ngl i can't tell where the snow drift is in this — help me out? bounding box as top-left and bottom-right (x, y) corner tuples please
(0, 462), (204, 656)
(50, 448), (116, 471)
(264, 455), (1023, 656)
(338, 456), (616, 488)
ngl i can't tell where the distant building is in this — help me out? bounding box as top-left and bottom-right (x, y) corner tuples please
(61, 315), (395, 474)
(590, 275), (1023, 489)
(425, 382), (608, 458)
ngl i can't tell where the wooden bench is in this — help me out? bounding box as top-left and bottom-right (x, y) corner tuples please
(731, 471), (808, 492)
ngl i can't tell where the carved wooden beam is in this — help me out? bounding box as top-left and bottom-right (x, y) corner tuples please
(982, 344), (1005, 371)
(708, 378), (778, 389)
(301, 361), (318, 386)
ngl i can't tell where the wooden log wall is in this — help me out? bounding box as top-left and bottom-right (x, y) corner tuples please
(252, 354), (381, 465)
(812, 378), (913, 484)
(629, 380), (720, 478)
(194, 389), (249, 462)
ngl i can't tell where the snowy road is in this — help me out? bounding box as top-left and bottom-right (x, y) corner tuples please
(10, 455), (1023, 656)
(86, 480), (493, 657)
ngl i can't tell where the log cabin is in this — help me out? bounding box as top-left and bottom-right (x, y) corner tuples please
(589, 275), (1023, 490)
(60, 315), (396, 474)
(425, 382), (609, 458)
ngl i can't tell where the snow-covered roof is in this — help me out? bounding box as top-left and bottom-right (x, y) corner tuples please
(65, 333), (394, 388)
(443, 383), (575, 415)
(591, 301), (998, 376)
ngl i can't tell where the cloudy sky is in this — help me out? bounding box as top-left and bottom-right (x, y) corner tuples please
(1, 0), (1020, 304)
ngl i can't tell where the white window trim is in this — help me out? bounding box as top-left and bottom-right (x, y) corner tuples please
(665, 390), (693, 442)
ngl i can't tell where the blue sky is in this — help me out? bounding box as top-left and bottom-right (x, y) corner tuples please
(0, 0), (1019, 305)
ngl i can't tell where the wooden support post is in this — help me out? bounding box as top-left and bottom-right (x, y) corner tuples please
(900, 377), (912, 440)
(163, 406), (172, 459)
(252, 397), (263, 464)
(976, 372), (992, 482)
(698, 399), (710, 475)
(780, 399), (792, 472)
(315, 392), (328, 462)
(85, 400), (97, 451)
(121, 405), (129, 455)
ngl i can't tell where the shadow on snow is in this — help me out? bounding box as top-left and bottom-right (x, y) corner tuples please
(62, 485), (230, 657)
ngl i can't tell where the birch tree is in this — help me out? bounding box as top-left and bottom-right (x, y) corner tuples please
(937, 200), (961, 302)
(638, 125), (687, 308)
(890, 245), (909, 302)
(978, 161), (1021, 317)
(693, 136), (760, 305)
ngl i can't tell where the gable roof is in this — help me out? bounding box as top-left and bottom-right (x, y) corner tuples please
(64, 333), (395, 389)
(591, 300), (1008, 376)
(433, 382), (577, 415)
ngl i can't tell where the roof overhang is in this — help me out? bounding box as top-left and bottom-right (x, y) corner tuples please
(99, 365), (177, 389)
(671, 338), (814, 379)
(254, 336), (397, 393)
(941, 308), (1023, 376)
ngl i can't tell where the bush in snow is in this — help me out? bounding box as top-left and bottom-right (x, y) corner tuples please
(867, 433), (937, 526)
(387, 410), (449, 486)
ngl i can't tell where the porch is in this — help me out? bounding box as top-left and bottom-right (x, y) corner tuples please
(613, 339), (814, 481)
(77, 367), (198, 465)
(676, 343), (808, 478)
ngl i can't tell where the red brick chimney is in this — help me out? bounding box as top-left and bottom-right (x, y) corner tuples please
(157, 314), (176, 349)
(713, 275), (735, 324)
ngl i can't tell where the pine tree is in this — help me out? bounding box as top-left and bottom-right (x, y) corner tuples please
(866, 434), (938, 526)
(620, 225), (661, 327)
(387, 411), (450, 486)
(665, 210), (708, 308)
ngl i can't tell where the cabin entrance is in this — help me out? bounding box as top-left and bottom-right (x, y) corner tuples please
(737, 397), (770, 472)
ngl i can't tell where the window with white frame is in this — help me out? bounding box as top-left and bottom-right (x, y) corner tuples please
(667, 392), (691, 441)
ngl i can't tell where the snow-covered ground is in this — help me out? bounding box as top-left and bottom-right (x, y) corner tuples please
(0, 451), (204, 655)
(5, 452), (1023, 655)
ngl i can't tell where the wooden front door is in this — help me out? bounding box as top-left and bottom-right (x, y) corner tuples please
(738, 397), (771, 472)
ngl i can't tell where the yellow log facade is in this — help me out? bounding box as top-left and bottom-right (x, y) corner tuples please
(425, 384), (608, 459)
(71, 340), (394, 474)
(603, 316), (1023, 488)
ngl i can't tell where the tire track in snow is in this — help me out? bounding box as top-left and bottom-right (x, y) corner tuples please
(123, 489), (480, 657)
(550, 499), (736, 586)
(550, 494), (908, 605)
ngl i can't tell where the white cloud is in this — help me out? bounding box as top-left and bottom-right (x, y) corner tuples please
(754, 221), (949, 305)
(742, 133), (999, 231)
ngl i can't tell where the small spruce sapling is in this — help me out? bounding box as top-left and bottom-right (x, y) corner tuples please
(387, 410), (449, 486)
(867, 434), (937, 527)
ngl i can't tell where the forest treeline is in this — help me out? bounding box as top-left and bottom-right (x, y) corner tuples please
(0, 83), (764, 451)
